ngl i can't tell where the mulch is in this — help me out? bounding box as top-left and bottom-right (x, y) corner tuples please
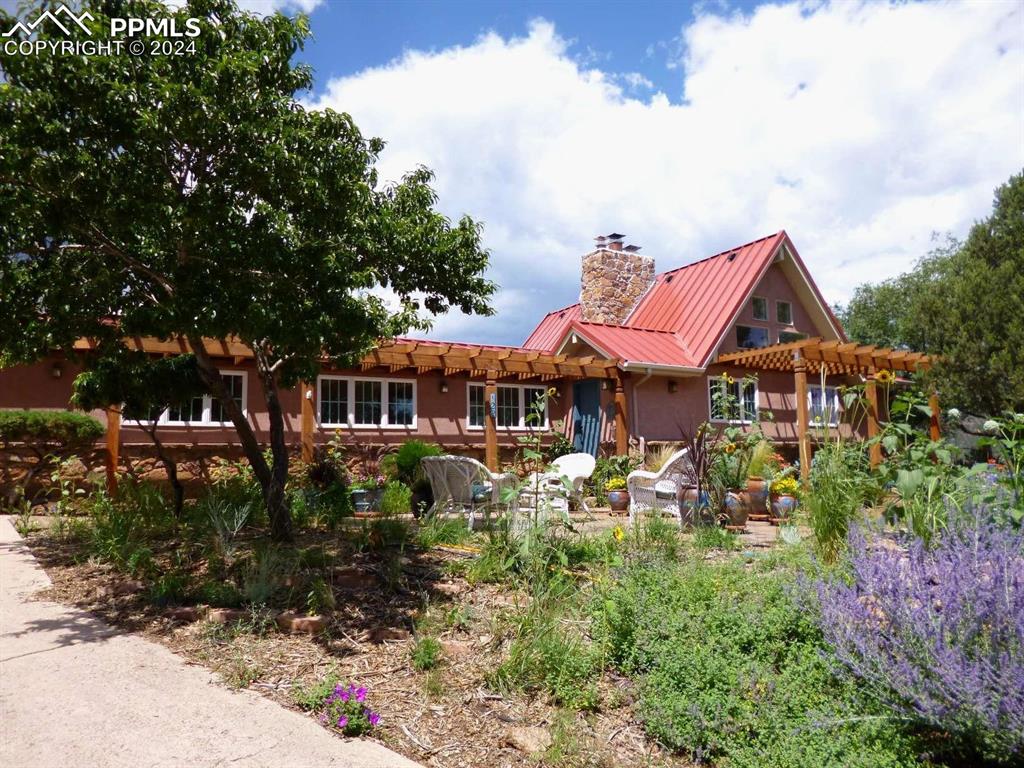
(21, 526), (687, 768)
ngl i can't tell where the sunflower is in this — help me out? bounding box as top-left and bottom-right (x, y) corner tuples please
(875, 369), (895, 384)
(724, 443), (736, 454)
(612, 525), (625, 542)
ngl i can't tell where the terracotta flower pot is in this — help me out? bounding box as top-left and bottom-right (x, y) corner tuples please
(722, 490), (748, 528)
(677, 485), (711, 527)
(607, 490), (629, 513)
(746, 476), (768, 516)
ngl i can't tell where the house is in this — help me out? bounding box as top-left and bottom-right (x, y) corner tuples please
(0, 230), (932, 486)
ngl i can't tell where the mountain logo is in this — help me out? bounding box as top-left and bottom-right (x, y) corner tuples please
(3, 4), (94, 37)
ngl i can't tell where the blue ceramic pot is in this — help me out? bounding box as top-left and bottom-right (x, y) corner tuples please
(771, 494), (798, 521)
(723, 491), (748, 527)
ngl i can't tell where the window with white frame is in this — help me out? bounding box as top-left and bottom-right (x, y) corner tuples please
(809, 385), (841, 426)
(708, 377), (758, 424)
(776, 300), (793, 325)
(317, 376), (417, 428)
(467, 383), (548, 429)
(162, 371), (245, 425)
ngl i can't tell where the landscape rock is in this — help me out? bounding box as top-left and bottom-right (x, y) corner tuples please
(440, 639), (473, 661)
(275, 611), (327, 634)
(207, 608), (249, 625)
(505, 726), (552, 754)
(432, 581), (464, 596)
(368, 626), (410, 644)
(164, 605), (207, 623)
(96, 579), (146, 599)
(330, 566), (377, 590)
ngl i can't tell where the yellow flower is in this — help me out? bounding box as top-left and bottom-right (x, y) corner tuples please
(724, 443), (736, 454)
(612, 525), (625, 542)
(875, 370), (895, 384)
(726, 375), (735, 385)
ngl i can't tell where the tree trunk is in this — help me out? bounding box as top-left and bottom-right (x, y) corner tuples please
(137, 420), (184, 518)
(186, 334), (293, 542)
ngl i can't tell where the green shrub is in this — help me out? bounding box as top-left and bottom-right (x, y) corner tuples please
(411, 636), (442, 671)
(594, 556), (921, 767)
(293, 672), (341, 711)
(240, 545), (292, 606)
(806, 441), (878, 562)
(149, 570), (192, 606)
(379, 480), (412, 516)
(393, 440), (443, 486)
(690, 524), (738, 552)
(0, 409), (104, 443)
(194, 579), (243, 608)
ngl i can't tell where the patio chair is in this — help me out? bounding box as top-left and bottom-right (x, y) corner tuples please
(626, 448), (694, 527)
(526, 452), (596, 515)
(420, 455), (517, 530)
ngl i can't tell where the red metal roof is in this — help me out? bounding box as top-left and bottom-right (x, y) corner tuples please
(520, 230), (845, 369)
(625, 231), (786, 366)
(522, 303), (581, 352)
(568, 322), (697, 368)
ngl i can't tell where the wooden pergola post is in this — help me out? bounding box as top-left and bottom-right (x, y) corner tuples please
(300, 380), (315, 463)
(613, 374), (628, 456)
(865, 378), (882, 469)
(105, 406), (121, 496)
(928, 391), (942, 442)
(484, 373), (498, 471)
(793, 353), (811, 488)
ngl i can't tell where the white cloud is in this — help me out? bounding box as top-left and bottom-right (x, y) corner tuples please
(310, 1), (1024, 345)
(235, 0), (323, 15)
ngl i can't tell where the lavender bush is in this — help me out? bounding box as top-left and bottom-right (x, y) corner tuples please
(816, 506), (1024, 763)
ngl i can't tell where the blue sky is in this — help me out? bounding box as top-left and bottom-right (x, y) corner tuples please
(294, 0), (760, 101)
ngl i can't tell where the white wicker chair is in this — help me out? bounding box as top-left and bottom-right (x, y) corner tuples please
(627, 448), (694, 527)
(531, 452), (596, 513)
(420, 456), (517, 529)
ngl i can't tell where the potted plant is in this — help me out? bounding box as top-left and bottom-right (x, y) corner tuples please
(744, 440), (774, 519)
(351, 473), (386, 514)
(715, 440), (751, 528)
(677, 423), (721, 527)
(769, 475), (800, 524)
(605, 476), (629, 513)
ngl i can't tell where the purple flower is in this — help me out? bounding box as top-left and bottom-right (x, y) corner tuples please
(355, 686), (367, 703)
(366, 710), (381, 727)
(337, 714), (348, 729)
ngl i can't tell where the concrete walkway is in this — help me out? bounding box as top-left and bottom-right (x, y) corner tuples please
(0, 517), (420, 768)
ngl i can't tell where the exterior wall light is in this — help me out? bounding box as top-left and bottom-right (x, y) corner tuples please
(667, 380), (678, 393)
(439, 380), (449, 393)
(51, 363), (63, 379)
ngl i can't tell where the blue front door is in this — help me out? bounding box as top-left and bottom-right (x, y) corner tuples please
(572, 380), (601, 457)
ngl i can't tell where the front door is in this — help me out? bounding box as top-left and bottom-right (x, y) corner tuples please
(572, 379), (601, 457)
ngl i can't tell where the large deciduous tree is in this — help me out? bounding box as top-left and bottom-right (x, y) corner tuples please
(837, 172), (1024, 415)
(0, 0), (495, 540)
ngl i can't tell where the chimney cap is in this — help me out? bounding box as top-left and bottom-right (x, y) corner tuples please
(624, 244), (642, 253)
(606, 232), (625, 241)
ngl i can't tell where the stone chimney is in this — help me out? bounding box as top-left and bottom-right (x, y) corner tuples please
(579, 233), (655, 324)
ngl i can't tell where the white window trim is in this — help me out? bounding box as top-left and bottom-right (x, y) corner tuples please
(751, 295), (768, 321)
(708, 377), (759, 425)
(158, 369), (247, 427)
(465, 381), (549, 431)
(735, 324), (770, 350)
(776, 299), (793, 326)
(316, 375), (417, 430)
(809, 385), (841, 427)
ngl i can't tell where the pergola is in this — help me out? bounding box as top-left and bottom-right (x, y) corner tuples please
(716, 338), (936, 484)
(72, 336), (628, 488)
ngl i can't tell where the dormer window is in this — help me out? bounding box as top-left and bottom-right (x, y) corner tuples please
(776, 300), (793, 325)
(751, 296), (768, 321)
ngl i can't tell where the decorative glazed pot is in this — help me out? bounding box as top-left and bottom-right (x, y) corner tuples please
(678, 485), (710, 527)
(770, 493), (798, 524)
(722, 490), (748, 528)
(351, 488), (371, 513)
(607, 490), (629, 513)
(746, 476), (768, 516)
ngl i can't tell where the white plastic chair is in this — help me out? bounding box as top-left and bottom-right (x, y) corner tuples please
(540, 452), (596, 513)
(626, 448), (694, 527)
(420, 455), (517, 530)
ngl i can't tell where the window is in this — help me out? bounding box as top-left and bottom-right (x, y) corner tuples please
(736, 325), (769, 349)
(751, 296), (768, 321)
(779, 330), (807, 344)
(162, 371), (246, 425)
(468, 384), (485, 428)
(319, 377), (348, 426)
(708, 377), (758, 424)
(317, 376), (417, 428)
(467, 383), (549, 429)
(809, 385), (841, 426)
(776, 300), (793, 325)
(388, 381), (414, 426)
